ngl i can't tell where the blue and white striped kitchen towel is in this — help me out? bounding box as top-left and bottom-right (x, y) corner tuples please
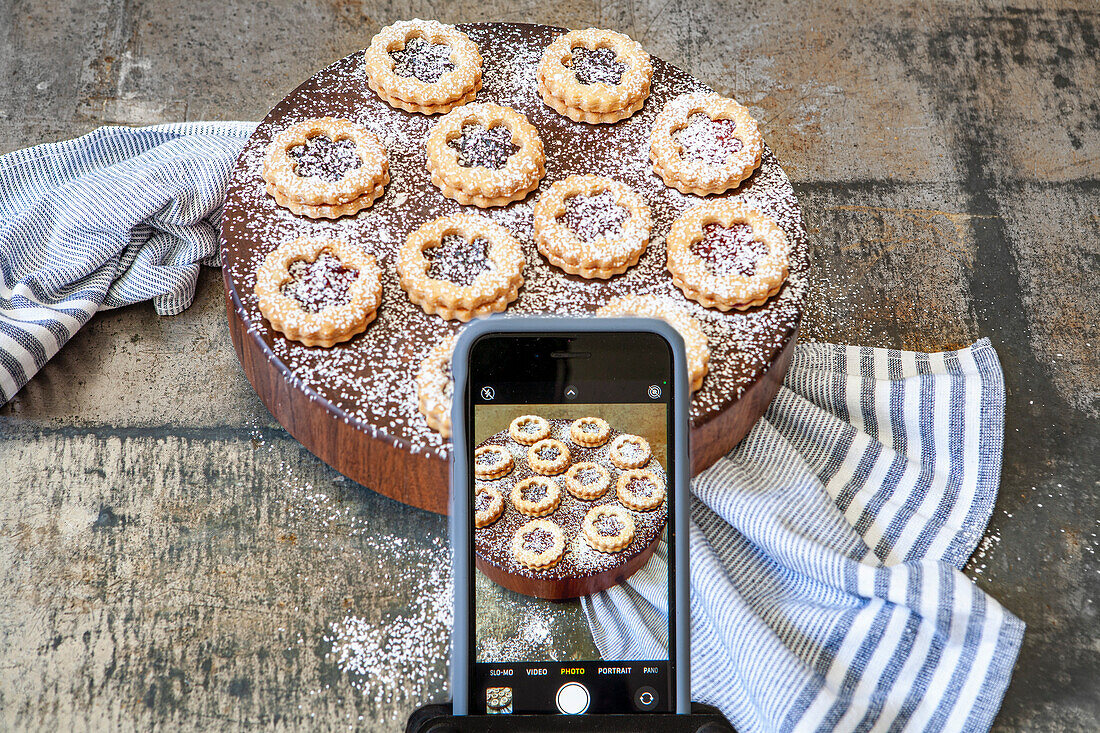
(585, 339), (1024, 732)
(1, 124), (1023, 731)
(0, 122), (254, 402)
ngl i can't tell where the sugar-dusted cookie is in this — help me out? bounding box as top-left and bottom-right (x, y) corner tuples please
(255, 237), (382, 347)
(563, 461), (611, 500)
(666, 200), (789, 311)
(527, 438), (571, 476)
(262, 117), (388, 218)
(568, 416), (611, 447)
(537, 28), (652, 124)
(475, 486), (505, 528)
(533, 175), (651, 279)
(650, 92), (762, 196)
(608, 433), (651, 469)
(615, 469), (666, 511)
(510, 476), (562, 518)
(474, 445), (515, 480)
(397, 213), (525, 321)
(415, 333), (457, 437)
(511, 519), (566, 569)
(426, 103), (545, 207)
(364, 19), (482, 114)
(582, 505), (635, 552)
(509, 415), (550, 445)
(598, 295), (710, 391)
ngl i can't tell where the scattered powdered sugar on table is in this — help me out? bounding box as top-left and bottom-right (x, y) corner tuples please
(222, 22), (810, 466)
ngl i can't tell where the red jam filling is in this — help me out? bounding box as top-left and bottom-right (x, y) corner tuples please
(568, 46), (626, 85)
(673, 113), (743, 165)
(626, 478), (655, 497)
(425, 235), (492, 286)
(594, 514), (624, 537)
(691, 222), (767, 277)
(523, 528), (554, 553)
(561, 191), (629, 242)
(389, 36), (455, 83)
(287, 135), (362, 182)
(281, 253), (359, 312)
(449, 124), (517, 169)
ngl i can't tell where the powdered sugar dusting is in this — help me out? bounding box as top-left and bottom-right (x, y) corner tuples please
(222, 22), (809, 468)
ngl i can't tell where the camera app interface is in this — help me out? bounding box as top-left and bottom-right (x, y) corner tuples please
(470, 371), (673, 715)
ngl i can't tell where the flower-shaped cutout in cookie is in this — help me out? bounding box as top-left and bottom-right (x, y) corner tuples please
(397, 214), (525, 321)
(364, 20), (482, 114)
(666, 200), (789, 311)
(389, 36), (455, 84)
(650, 93), (762, 196)
(426, 103), (545, 207)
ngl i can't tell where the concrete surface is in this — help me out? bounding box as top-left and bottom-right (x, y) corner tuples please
(1, 0), (1098, 730)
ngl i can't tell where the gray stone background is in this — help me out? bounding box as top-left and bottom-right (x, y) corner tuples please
(0, 0), (1097, 730)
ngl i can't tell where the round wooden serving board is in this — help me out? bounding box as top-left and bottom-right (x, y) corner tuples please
(475, 419), (668, 600)
(220, 22), (809, 515)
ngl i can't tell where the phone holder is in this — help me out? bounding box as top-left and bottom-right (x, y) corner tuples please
(405, 702), (737, 732)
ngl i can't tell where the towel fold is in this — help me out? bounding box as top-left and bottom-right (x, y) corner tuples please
(0, 122), (255, 402)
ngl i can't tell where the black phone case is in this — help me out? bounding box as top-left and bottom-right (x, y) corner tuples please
(448, 316), (693, 716)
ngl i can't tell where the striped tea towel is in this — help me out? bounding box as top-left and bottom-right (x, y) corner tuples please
(0, 125), (1023, 731)
(584, 339), (1025, 732)
(0, 122), (255, 402)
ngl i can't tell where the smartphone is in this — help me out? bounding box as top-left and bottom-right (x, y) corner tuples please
(450, 317), (690, 717)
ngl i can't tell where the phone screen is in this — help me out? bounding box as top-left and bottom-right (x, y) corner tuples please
(464, 331), (676, 715)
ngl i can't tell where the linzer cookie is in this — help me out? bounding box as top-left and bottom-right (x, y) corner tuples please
(511, 519), (566, 569)
(527, 438), (571, 476)
(255, 237), (382, 347)
(533, 175), (651, 279)
(563, 461), (611, 500)
(598, 295), (710, 391)
(537, 28), (652, 124)
(425, 102), (545, 207)
(475, 486), (505, 528)
(650, 92), (762, 195)
(396, 213), (525, 321)
(416, 333), (457, 437)
(510, 476), (562, 517)
(261, 117), (388, 218)
(616, 469), (665, 511)
(582, 505), (635, 552)
(509, 415), (550, 445)
(364, 20), (482, 114)
(609, 433), (651, 469)
(666, 200), (789, 311)
(569, 417), (611, 447)
(474, 445), (514, 480)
